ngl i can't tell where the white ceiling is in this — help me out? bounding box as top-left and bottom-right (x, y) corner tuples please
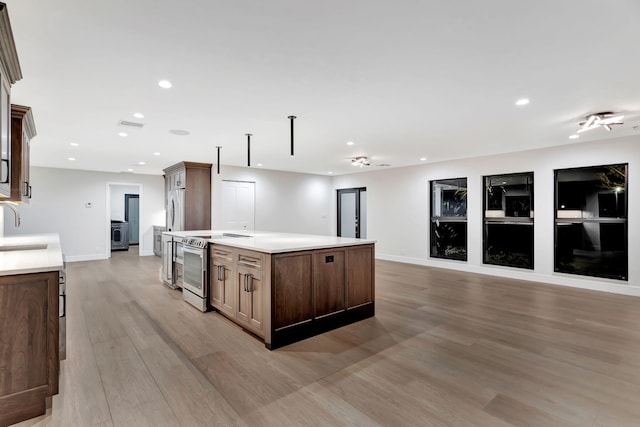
(5, 0), (640, 176)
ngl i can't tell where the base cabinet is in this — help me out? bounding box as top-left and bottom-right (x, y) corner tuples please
(273, 253), (313, 329)
(0, 271), (60, 426)
(210, 246), (266, 337)
(209, 243), (374, 350)
(210, 246), (235, 317)
(236, 265), (264, 335)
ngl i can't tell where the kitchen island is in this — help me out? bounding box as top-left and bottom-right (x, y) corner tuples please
(0, 234), (64, 426)
(165, 231), (375, 349)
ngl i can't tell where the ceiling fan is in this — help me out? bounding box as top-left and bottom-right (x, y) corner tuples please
(577, 111), (624, 133)
(351, 156), (371, 167)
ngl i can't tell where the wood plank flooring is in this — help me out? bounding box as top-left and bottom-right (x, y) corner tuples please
(11, 248), (640, 426)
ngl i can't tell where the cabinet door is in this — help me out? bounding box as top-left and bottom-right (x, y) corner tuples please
(273, 253), (313, 329)
(211, 259), (234, 315)
(0, 271), (59, 426)
(22, 130), (30, 199)
(346, 245), (374, 308)
(236, 266), (263, 336)
(0, 79), (10, 198)
(173, 170), (186, 189)
(313, 250), (345, 317)
(210, 247), (234, 314)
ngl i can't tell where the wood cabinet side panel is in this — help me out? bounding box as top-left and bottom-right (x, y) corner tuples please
(272, 253), (313, 329)
(184, 166), (211, 230)
(346, 245), (374, 308)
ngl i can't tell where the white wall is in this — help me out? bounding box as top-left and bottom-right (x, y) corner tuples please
(332, 135), (640, 296)
(4, 167), (165, 261)
(212, 166), (332, 235)
(110, 185), (139, 221)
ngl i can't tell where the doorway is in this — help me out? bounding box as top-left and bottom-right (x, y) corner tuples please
(124, 194), (140, 245)
(337, 187), (367, 238)
(106, 182), (143, 258)
(221, 180), (255, 231)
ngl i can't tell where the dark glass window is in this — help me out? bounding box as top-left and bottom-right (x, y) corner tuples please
(555, 164), (627, 280)
(430, 178), (467, 261)
(483, 172), (534, 269)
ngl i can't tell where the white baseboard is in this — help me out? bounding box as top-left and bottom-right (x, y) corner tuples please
(376, 253), (640, 297)
(66, 250), (157, 262)
(65, 253), (107, 263)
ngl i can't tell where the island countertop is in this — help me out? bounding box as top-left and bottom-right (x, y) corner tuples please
(0, 233), (64, 276)
(163, 230), (375, 254)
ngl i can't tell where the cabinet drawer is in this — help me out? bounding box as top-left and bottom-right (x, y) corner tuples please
(237, 250), (264, 270)
(211, 246), (233, 262)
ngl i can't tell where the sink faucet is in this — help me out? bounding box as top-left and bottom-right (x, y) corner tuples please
(0, 202), (20, 227)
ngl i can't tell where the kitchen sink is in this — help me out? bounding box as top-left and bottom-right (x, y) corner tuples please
(0, 243), (48, 252)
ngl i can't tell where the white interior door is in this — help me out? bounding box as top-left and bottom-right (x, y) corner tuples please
(221, 181), (255, 231)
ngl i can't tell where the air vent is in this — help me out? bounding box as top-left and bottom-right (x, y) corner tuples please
(118, 120), (144, 128)
(378, 163), (391, 167)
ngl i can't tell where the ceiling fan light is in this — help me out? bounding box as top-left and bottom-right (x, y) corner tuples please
(583, 115), (597, 128)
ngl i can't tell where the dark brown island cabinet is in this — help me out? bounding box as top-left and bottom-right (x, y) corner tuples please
(210, 243), (375, 349)
(0, 271), (61, 426)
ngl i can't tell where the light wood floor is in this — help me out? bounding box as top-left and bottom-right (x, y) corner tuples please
(13, 248), (640, 426)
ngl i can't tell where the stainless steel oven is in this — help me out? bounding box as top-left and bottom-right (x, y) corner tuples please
(182, 236), (209, 311)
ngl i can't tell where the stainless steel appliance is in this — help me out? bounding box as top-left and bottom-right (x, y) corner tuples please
(167, 189), (185, 231)
(181, 236), (210, 311)
(110, 220), (129, 251)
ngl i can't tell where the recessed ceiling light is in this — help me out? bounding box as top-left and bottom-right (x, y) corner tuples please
(257, 163), (263, 167)
(569, 134), (580, 139)
(153, 152), (160, 156)
(515, 98), (530, 106)
(69, 142), (79, 147)
(169, 129), (190, 136)
(328, 171), (333, 174)
(133, 112), (144, 119)
(68, 157), (76, 161)
(158, 80), (172, 89)
(346, 141), (354, 146)
(118, 132), (128, 137)
(138, 161), (146, 165)
(420, 157), (427, 161)
(127, 168), (133, 172)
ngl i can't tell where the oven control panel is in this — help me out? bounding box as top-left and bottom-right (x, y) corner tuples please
(182, 237), (208, 248)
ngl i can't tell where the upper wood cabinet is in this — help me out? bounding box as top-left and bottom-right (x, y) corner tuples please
(163, 161), (212, 231)
(0, 3), (23, 199)
(9, 104), (36, 202)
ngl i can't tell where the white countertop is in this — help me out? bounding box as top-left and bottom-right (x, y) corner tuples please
(0, 234), (64, 276)
(163, 230), (375, 254)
